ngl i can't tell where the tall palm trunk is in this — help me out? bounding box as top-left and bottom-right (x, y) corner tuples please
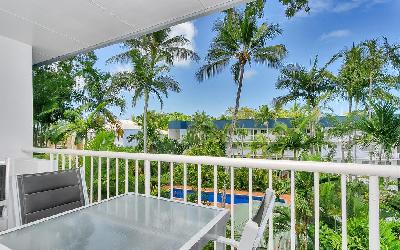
(222, 63), (245, 207)
(227, 63), (245, 156)
(347, 97), (353, 162)
(368, 75), (373, 119)
(143, 90), (149, 153)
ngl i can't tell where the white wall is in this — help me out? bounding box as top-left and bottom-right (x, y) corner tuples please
(0, 35), (32, 158)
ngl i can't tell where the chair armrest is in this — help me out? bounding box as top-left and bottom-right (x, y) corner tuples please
(216, 236), (240, 248)
(238, 220), (259, 250)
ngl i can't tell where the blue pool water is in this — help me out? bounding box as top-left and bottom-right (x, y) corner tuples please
(173, 188), (263, 204)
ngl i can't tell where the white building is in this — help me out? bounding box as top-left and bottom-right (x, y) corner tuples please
(112, 120), (142, 147)
(169, 118), (400, 162)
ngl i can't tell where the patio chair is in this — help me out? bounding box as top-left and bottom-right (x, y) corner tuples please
(0, 160), (9, 231)
(14, 168), (88, 225)
(216, 189), (276, 250)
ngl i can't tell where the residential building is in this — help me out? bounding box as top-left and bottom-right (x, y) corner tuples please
(169, 118), (400, 161)
(112, 120), (142, 147)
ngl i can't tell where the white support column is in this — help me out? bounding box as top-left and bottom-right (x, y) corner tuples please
(290, 170), (296, 250)
(314, 172), (320, 250)
(0, 36), (32, 159)
(144, 160), (151, 196)
(369, 176), (380, 250)
(341, 174), (348, 250)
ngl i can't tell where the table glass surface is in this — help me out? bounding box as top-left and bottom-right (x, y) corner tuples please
(0, 194), (222, 250)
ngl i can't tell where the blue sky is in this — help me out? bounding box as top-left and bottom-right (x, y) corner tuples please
(94, 0), (400, 119)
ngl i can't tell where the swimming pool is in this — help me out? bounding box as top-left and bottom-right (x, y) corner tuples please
(173, 188), (263, 204)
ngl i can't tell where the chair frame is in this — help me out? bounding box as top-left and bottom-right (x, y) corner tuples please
(216, 189), (276, 250)
(13, 167), (88, 227)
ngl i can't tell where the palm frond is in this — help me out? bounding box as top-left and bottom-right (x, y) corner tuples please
(253, 45), (287, 68)
(196, 57), (231, 82)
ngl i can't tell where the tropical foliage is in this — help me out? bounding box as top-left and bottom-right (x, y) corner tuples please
(197, 0), (287, 156)
(32, 0), (400, 249)
(108, 28), (198, 153)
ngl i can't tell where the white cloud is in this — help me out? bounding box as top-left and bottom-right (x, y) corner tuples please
(169, 22), (197, 67)
(303, 0), (390, 15)
(320, 29), (351, 41)
(332, 1), (362, 12)
(243, 69), (257, 79)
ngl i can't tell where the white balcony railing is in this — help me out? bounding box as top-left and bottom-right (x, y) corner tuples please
(23, 147), (400, 250)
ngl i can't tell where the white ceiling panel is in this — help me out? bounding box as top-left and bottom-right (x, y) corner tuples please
(0, 0), (248, 65)
(199, 0), (250, 10)
(94, 0), (204, 29)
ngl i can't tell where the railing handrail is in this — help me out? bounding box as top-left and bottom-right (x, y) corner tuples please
(23, 147), (400, 178)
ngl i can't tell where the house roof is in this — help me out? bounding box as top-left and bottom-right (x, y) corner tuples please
(0, 0), (248, 65)
(168, 116), (347, 130)
(118, 120), (141, 130)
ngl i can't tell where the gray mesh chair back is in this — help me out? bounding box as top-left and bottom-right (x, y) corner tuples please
(0, 164), (6, 218)
(16, 168), (87, 225)
(0, 160), (9, 231)
(252, 189), (275, 248)
(0, 164), (6, 202)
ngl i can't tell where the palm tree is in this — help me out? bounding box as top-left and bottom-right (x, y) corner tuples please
(236, 127), (249, 157)
(337, 39), (399, 115)
(84, 72), (126, 136)
(383, 37), (400, 73)
(275, 56), (336, 154)
(196, 0), (287, 156)
(361, 39), (399, 115)
(336, 44), (366, 114)
(357, 101), (400, 163)
(109, 29), (199, 153)
(255, 104), (275, 135)
(272, 121), (306, 160)
(275, 56), (336, 109)
(110, 51), (180, 153)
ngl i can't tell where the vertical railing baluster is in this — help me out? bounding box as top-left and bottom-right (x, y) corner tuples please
(183, 163), (187, 203)
(49, 154), (54, 170)
(90, 156), (93, 203)
(135, 160), (139, 194)
(341, 174), (347, 250)
(98, 157), (102, 202)
(106, 157), (110, 199)
(268, 169), (273, 250)
(198, 164), (202, 205)
(248, 167), (253, 219)
(157, 161), (161, 198)
(230, 167), (235, 246)
(116, 158), (119, 196)
(170, 162), (174, 199)
(68, 155), (72, 169)
(369, 176), (380, 250)
(144, 160), (151, 196)
(314, 172), (320, 250)
(56, 154), (59, 169)
(125, 159), (129, 194)
(75, 155), (79, 168)
(290, 170), (296, 250)
(62, 154), (65, 170)
(213, 165), (217, 207)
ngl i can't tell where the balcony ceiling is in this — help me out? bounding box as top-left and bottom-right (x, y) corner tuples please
(0, 0), (248, 65)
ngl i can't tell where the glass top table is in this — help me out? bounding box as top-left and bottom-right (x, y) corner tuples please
(0, 194), (229, 250)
